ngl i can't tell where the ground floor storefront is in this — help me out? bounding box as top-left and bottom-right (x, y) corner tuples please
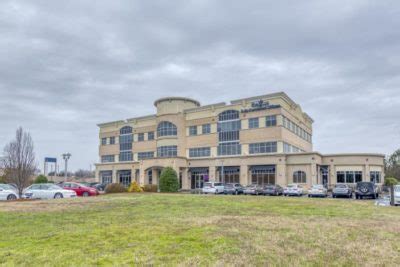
(95, 153), (385, 190)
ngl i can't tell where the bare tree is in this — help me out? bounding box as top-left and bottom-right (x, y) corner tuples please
(1, 127), (37, 197)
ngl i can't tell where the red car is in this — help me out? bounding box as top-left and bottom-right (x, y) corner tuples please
(62, 182), (99, 197)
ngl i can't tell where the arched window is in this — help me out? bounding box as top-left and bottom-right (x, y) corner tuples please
(157, 121), (177, 137)
(218, 110), (239, 121)
(293, 171), (307, 183)
(120, 126), (132, 135)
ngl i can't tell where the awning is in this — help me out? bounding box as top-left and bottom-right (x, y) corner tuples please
(250, 165), (276, 172)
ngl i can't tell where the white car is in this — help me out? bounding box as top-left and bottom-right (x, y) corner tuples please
(395, 185), (400, 206)
(308, 184), (328, 198)
(202, 182), (224, 194)
(284, 184), (305, 196)
(0, 184), (19, 201)
(23, 184), (77, 199)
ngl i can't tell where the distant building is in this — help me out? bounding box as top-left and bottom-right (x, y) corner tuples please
(95, 92), (384, 189)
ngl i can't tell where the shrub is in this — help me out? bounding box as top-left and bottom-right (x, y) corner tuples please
(384, 177), (398, 186)
(128, 181), (143, 193)
(159, 167), (179, 192)
(34, 175), (48, 184)
(142, 184), (158, 192)
(105, 183), (127, 194)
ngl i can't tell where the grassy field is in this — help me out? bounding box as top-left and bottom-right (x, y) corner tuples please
(0, 194), (399, 266)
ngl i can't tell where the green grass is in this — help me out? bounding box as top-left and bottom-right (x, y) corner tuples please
(0, 194), (399, 266)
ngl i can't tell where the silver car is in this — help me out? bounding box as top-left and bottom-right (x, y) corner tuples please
(243, 184), (263, 195)
(332, 184), (353, 198)
(308, 184), (328, 198)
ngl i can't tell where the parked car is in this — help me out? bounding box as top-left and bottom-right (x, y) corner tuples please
(332, 184), (353, 198)
(91, 183), (107, 191)
(223, 183), (244, 195)
(243, 184), (263, 195)
(0, 184), (19, 201)
(62, 182), (99, 197)
(394, 185), (400, 206)
(283, 184), (305, 196)
(308, 184), (328, 198)
(23, 184), (77, 199)
(202, 182), (224, 194)
(355, 182), (379, 199)
(262, 184), (283, 196)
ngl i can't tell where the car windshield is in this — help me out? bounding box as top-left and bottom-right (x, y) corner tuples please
(225, 184), (234, 188)
(204, 183), (212, 187)
(264, 185), (274, 189)
(246, 185), (256, 188)
(335, 184), (347, 188)
(214, 183), (223, 186)
(287, 184), (296, 188)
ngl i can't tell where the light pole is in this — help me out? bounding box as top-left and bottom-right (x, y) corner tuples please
(62, 153), (71, 182)
(220, 159), (224, 184)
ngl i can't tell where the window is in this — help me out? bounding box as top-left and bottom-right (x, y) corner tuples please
(249, 142), (277, 154)
(109, 136), (115, 145)
(219, 110), (239, 121)
(218, 142), (241, 156)
(248, 118), (259, 129)
(148, 132), (154, 140)
(202, 124), (211, 134)
(189, 126), (197, 136)
(282, 116), (312, 143)
(266, 115), (277, 127)
(157, 121), (177, 137)
(218, 110), (241, 155)
(293, 171), (306, 183)
(189, 147), (211, 158)
(138, 133), (144, 142)
(100, 171), (112, 185)
(157, 146), (177, 157)
(101, 138), (107, 145)
(119, 151), (133, 162)
(337, 171), (345, 183)
(283, 142), (303, 153)
(118, 170), (131, 187)
(120, 126), (133, 151)
(370, 171), (381, 183)
(337, 171), (362, 183)
(101, 155), (115, 163)
(120, 126), (132, 135)
(138, 152), (154, 160)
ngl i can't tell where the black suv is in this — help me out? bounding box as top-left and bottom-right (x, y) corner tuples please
(355, 182), (379, 199)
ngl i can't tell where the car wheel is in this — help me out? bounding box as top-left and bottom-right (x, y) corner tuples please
(7, 194), (17, 201)
(54, 193), (63, 199)
(83, 192), (90, 197)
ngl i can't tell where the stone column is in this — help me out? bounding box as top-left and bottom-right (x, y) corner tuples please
(139, 163), (145, 185)
(240, 165), (249, 185)
(181, 168), (190, 190)
(364, 164), (370, 182)
(112, 167), (117, 184)
(276, 162), (286, 186)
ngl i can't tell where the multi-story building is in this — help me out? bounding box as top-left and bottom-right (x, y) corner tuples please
(95, 92), (384, 189)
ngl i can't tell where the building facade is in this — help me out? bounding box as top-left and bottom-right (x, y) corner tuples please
(95, 92), (384, 189)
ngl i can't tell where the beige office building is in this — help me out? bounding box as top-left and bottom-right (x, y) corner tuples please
(95, 92), (384, 189)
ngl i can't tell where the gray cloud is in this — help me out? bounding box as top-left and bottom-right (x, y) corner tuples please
(0, 0), (399, 171)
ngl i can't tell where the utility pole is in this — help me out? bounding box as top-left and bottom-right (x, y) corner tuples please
(62, 153), (71, 182)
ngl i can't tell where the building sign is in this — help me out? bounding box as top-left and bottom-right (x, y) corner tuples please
(45, 157), (57, 163)
(241, 99), (281, 113)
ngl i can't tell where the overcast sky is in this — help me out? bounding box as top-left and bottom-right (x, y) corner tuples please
(0, 0), (399, 172)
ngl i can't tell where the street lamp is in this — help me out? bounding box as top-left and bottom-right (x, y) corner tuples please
(62, 153), (71, 181)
